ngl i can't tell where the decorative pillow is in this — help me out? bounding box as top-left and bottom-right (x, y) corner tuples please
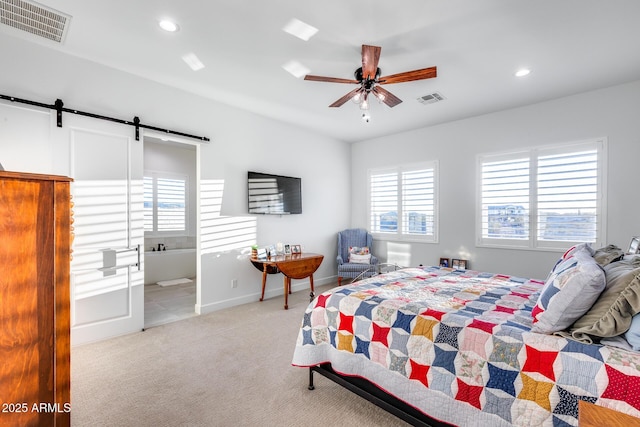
(349, 246), (370, 255)
(625, 313), (640, 351)
(561, 256), (640, 343)
(561, 242), (595, 260)
(592, 244), (625, 267)
(531, 245), (605, 334)
(349, 253), (371, 264)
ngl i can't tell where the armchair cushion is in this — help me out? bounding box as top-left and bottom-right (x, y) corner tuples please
(348, 246), (370, 263)
(349, 253), (372, 264)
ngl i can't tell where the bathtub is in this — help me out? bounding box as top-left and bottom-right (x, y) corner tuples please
(144, 248), (197, 285)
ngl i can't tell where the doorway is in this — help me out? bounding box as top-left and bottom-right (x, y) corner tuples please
(142, 135), (200, 328)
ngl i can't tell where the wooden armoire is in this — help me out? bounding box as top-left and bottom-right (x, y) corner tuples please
(0, 171), (72, 427)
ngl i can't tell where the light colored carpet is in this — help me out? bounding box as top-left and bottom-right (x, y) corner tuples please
(71, 283), (410, 426)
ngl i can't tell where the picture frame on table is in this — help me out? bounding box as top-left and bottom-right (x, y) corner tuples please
(452, 258), (467, 270)
(439, 257), (450, 268)
(292, 244), (302, 254)
(628, 237), (640, 254)
(284, 244), (291, 255)
(267, 245), (277, 258)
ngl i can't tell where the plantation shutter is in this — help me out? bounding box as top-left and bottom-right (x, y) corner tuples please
(370, 171), (398, 233)
(402, 169), (434, 236)
(156, 177), (186, 231)
(369, 162), (438, 241)
(480, 156), (530, 240)
(143, 173), (187, 233)
(536, 149), (598, 242)
(478, 139), (604, 249)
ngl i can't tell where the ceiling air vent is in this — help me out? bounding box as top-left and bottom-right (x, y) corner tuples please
(0, 0), (71, 43)
(417, 92), (445, 105)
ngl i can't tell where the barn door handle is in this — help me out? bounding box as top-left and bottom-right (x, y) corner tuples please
(99, 245), (141, 276)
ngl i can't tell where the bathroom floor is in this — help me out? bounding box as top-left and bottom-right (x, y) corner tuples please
(144, 279), (197, 328)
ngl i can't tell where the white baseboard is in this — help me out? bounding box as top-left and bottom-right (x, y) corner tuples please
(196, 275), (337, 315)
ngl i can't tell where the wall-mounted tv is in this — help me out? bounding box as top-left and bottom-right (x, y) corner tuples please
(248, 171), (302, 215)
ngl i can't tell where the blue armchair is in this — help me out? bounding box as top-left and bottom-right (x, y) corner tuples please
(337, 228), (379, 285)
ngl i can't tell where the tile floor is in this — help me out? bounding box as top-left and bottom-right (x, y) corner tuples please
(144, 279), (197, 328)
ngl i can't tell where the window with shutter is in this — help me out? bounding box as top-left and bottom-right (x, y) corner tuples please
(144, 172), (188, 235)
(369, 162), (438, 242)
(477, 139), (606, 250)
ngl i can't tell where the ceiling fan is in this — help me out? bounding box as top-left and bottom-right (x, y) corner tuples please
(304, 44), (437, 110)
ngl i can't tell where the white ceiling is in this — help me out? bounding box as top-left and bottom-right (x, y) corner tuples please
(4, 0), (640, 143)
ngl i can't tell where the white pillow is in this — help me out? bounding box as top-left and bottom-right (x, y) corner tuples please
(349, 253), (371, 264)
(531, 245), (605, 334)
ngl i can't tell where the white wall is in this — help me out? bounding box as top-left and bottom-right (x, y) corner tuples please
(351, 80), (640, 280)
(0, 36), (351, 313)
(196, 111), (351, 311)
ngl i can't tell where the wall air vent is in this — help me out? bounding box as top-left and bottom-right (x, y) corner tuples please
(0, 0), (71, 43)
(417, 92), (445, 105)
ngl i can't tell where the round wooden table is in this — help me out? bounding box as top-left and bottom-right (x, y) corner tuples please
(250, 253), (324, 309)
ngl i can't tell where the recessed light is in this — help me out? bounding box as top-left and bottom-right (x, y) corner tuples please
(515, 68), (531, 77)
(282, 60), (310, 78)
(282, 18), (318, 41)
(159, 19), (179, 32)
(182, 52), (205, 71)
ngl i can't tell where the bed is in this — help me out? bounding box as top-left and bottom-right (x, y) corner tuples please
(291, 244), (640, 426)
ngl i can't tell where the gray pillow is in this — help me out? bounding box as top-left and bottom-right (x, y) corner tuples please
(560, 256), (640, 343)
(592, 244), (625, 267)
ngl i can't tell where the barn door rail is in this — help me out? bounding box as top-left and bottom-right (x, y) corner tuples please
(0, 93), (210, 142)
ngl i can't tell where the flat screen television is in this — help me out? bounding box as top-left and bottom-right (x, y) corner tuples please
(248, 171), (302, 215)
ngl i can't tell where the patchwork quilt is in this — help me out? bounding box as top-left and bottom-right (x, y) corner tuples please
(291, 266), (640, 426)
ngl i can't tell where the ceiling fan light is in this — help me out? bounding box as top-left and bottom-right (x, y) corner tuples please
(352, 92), (361, 103)
(375, 92), (386, 102)
(360, 99), (369, 110)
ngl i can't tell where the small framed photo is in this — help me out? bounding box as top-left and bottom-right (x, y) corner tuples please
(439, 257), (450, 268)
(629, 237), (640, 254)
(267, 245), (277, 258)
(452, 259), (468, 270)
(284, 244), (291, 255)
(292, 244), (301, 254)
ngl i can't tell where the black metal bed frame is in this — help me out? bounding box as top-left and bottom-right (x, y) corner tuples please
(308, 363), (454, 427)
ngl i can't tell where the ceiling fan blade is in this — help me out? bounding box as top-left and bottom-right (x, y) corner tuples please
(361, 45), (381, 80)
(304, 75), (359, 84)
(329, 87), (363, 108)
(372, 86), (402, 108)
(379, 66), (437, 84)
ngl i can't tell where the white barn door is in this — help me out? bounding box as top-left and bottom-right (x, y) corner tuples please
(57, 116), (145, 345)
(1, 100), (146, 345)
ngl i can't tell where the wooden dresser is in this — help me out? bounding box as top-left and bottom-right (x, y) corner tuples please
(0, 171), (72, 427)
